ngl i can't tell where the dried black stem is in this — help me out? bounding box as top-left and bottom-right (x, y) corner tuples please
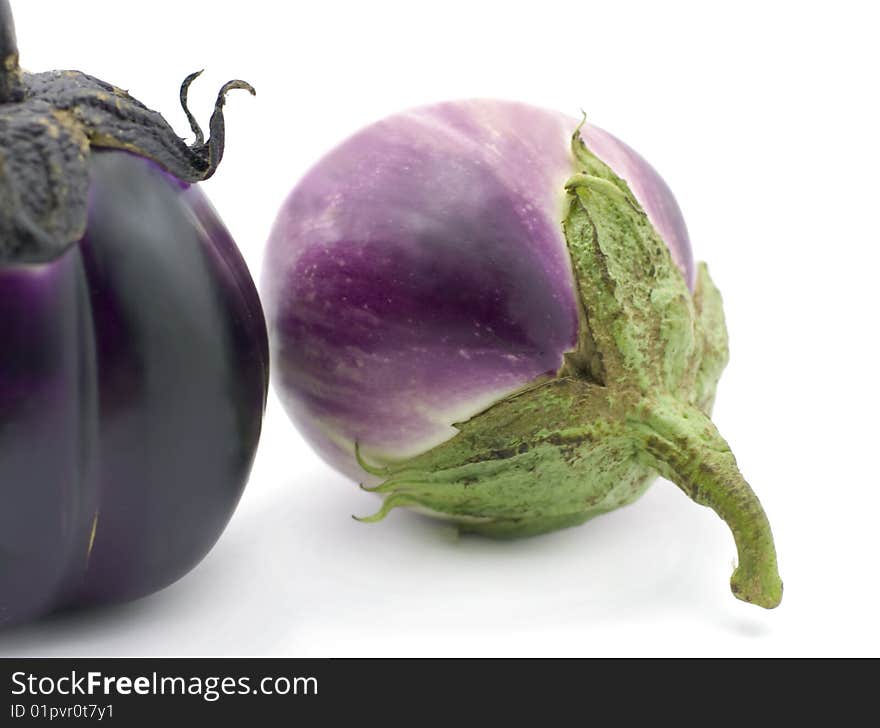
(177, 72), (255, 178)
(1, 5), (254, 263)
(0, 0), (25, 103)
(194, 79), (255, 178)
(180, 69), (207, 146)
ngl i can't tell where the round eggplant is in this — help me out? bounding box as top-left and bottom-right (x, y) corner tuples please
(264, 99), (782, 609)
(0, 1), (267, 626)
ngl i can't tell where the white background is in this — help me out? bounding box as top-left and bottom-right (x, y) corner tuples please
(1, 0), (877, 657)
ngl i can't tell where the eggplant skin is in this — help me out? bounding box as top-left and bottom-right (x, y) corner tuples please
(264, 99), (693, 480)
(0, 150), (268, 627)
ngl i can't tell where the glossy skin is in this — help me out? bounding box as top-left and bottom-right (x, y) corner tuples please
(263, 100), (692, 479)
(0, 151), (268, 627)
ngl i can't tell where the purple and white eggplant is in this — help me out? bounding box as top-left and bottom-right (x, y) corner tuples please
(0, 1), (267, 626)
(264, 99), (782, 608)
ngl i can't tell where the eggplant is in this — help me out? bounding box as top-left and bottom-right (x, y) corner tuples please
(263, 99), (782, 608)
(0, 1), (268, 626)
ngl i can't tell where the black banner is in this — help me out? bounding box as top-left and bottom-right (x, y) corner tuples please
(5, 659), (336, 723)
(5, 658), (584, 723)
(0, 656), (865, 723)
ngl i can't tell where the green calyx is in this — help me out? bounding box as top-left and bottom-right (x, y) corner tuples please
(356, 129), (782, 609)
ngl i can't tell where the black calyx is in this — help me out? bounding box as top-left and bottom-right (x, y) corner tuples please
(0, 0), (253, 264)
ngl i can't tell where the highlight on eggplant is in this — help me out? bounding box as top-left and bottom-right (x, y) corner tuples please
(263, 99), (782, 609)
(0, 0), (268, 627)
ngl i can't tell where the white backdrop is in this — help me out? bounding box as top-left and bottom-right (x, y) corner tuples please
(1, 0), (877, 657)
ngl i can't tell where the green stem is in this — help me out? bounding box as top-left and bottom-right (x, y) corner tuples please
(635, 397), (783, 608)
(0, 0), (25, 103)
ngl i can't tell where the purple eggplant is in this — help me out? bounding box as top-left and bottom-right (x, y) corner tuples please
(264, 99), (782, 608)
(0, 1), (267, 626)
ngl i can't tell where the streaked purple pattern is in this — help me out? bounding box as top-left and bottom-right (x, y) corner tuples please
(0, 151), (268, 626)
(263, 100), (692, 479)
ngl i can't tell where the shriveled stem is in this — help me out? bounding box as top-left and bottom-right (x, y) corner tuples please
(0, 0), (24, 103)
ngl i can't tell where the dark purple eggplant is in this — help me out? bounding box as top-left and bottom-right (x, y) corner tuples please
(0, 1), (268, 626)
